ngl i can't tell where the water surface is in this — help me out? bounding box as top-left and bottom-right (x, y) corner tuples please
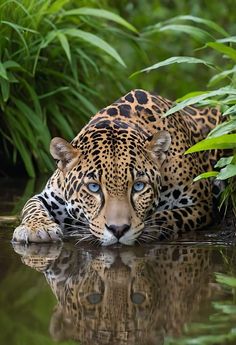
(0, 178), (236, 345)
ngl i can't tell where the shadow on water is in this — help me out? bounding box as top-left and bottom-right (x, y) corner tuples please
(0, 178), (236, 345)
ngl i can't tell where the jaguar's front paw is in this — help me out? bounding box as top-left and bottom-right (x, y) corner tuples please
(12, 222), (63, 243)
(12, 242), (63, 272)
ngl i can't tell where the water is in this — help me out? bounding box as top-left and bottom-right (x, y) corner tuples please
(0, 178), (236, 345)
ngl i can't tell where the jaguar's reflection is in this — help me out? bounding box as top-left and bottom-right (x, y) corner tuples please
(13, 243), (213, 345)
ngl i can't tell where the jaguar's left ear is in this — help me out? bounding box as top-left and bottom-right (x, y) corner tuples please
(146, 130), (171, 164)
(50, 137), (80, 173)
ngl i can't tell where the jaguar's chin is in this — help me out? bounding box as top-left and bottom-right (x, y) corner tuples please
(101, 228), (119, 246)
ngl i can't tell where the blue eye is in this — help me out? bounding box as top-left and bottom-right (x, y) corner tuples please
(133, 181), (145, 192)
(87, 183), (100, 193)
(87, 293), (102, 304)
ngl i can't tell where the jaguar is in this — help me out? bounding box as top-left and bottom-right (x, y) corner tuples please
(13, 243), (214, 345)
(12, 89), (221, 245)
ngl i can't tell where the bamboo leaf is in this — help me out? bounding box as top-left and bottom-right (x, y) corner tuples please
(217, 164), (236, 180)
(176, 91), (210, 102)
(150, 24), (212, 42)
(166, 15), (229, 37)
(0, 62), (8, 80)
(215, 156), (234, 168)
(130, 56), (212, 77)
(217, 36), (236, 44)
(208, 67), (236, 87)
(62, 7), (138, 33)
(215, 272), (236, 288)
(223, 105), (236, 116)
(3, 60), (21, 69)
(76, 47), (99, 73)
(9, 130), (35, 177)
(71, 89), (98, 114)
(208, 119), (236, 138)
(38, 86), (69, 99)
(47, 0), (70, 13)
(0, 78), (10, 102)
(193, 171), (219, 182)
(185, 134), (236, 154)
(0, 20), (37, 53)
(57, 32), (71, 63)
(63, 29), (126, 67)
(207, 42), (236, 61)
(165, 87), (236, 116)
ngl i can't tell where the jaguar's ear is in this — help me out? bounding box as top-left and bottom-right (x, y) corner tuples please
(50, 137), (79, 173)
(146, 130), (171, 164)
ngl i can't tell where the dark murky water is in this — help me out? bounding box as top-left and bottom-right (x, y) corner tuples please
(1, 178), (236, 345)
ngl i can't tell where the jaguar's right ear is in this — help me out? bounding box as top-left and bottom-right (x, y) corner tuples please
(50, 137), (79, 173)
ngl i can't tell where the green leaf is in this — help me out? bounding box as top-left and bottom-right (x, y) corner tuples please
(71, 89), (98, 114)
(165, 87), (236, 116)
(3, 60), (21, 69)
(208, 67), (236, 87)
(62, 7), (138, 33)
(48, 103), (74, 139)
(0, 20), (37, 53)
(217, 36), (236, 44)
(8, 129), (35, 177)
(63, 28), (126, 67)
(130, 56), (212, 77)
(185, 134), (236, 154)
(193, 171), (219, 182)
(166, 15), (229, 36)
(207, 42), (236, 61)
(157, 24), (212, 42)
(0, 78), (10, 102)
(13, 99), (51, 148)
(176, 91), (210, 102)
(208, 119), (236, 138)
(223, 105), (236, 116)
(215, 156), (234, 168)
(38, 86), (69, 99)
(47, 0), (70, 13)
(215, 273), (236, 287)
(57, 32), (71, 63)
(76, 47), (99, 73)
(0, 62), (8, 80)
(217, 164), (236, 180)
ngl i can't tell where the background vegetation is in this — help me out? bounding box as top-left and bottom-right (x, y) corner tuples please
(0, 0), (235, 212)
(0, 0), (235, 176)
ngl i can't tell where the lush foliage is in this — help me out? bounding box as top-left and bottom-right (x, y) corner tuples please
(133, 14), (236, 214)
(0, 0), (137, 177)
(1, 0), (235, 213)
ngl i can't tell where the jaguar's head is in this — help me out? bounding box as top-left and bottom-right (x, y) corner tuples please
(50, 120), (171, 245)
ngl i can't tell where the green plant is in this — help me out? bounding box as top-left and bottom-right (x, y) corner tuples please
(132, 15), (236, 214)
(0, 0), (137, 177)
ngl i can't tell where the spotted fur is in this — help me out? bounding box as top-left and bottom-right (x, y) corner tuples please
(14, 244), (213, 343)
(13, 89), (221, 245)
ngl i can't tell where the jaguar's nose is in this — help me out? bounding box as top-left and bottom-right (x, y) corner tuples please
(106, 224), (131, 239)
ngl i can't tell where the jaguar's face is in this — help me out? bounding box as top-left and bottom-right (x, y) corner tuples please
(50, 124), (171, 245)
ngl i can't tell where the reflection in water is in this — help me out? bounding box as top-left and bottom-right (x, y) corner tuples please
(13, 243), (213, 345)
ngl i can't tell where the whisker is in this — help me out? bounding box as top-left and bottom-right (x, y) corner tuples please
(62, 220), (89, 227)
(75, 234), (92, 245)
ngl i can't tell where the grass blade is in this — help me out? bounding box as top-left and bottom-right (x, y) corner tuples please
(193, 171), (219, 181)
(166, 15), (229, 37)
(185, 134), (236, 154)
(130, 56), (213, 77)
(63, 28), (126, 67)
(62, 7), (138, 33)
(207, 42), (236, 62)
(165, 87), (236, 116)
